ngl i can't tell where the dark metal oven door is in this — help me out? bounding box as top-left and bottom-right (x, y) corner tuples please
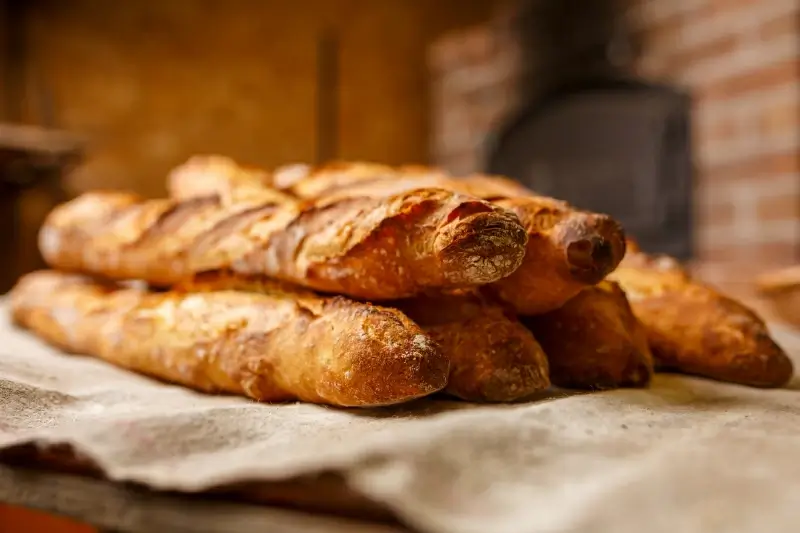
(486, 79), (693, 260)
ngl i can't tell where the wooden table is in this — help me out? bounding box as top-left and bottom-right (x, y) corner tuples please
(0, 464), (408, 533)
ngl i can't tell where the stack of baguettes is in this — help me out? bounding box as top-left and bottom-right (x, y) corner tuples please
(8, 155), (794, 407)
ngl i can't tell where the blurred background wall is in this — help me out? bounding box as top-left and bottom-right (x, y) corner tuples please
(4, 0), (499, 197)
(0, 0), (798, 297)
(430, 0), (799, 288)
(0, 0), (499, 291)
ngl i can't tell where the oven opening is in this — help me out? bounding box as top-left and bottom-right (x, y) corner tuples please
(484, 0), (694, 260)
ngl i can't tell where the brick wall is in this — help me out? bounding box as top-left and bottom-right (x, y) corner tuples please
(429, 0), (799, 282)
(629, 0), (800, 282)
(428, 6), (522, 176)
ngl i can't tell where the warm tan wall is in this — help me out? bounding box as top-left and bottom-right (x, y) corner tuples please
(23, 0), (495, 197)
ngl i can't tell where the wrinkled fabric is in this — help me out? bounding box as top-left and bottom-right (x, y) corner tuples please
(1, 301), (799, 533)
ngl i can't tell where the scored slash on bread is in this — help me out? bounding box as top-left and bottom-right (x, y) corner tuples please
(261, 158), (794, 389)
(167, 157), (551, 402)
(39, 167), (529, 300)
(18, 151), (795, 410)
(184, 274), (551, 402)
(163, 156), (651, 394)
(255, 158), (628, 315)
(10, 270), (450, 407)
(609, 249), (794, 388)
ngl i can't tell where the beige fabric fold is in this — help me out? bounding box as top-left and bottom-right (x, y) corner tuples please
(2, 300), (800, 533)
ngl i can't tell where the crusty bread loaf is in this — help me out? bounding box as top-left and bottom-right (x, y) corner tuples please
(168, 156), (550, 402)
(485, 195), (626, 315)
(609, 252), (794, 388)
(524, 281), (653, 390)
(168, 155), (293, 205)
(10, 270), (450, 407)
(392, 292), (550, 402)
(271, 161), (446, 199)
(183, 272), (551, 402)
(238, 158), (627, 314)
(269, 161), (533, 202)
(38, 172), (528, 300)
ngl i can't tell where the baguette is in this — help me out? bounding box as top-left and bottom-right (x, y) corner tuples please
(266, 161), (627, 314)
(168, 155), (294, 205)
(609, 252), (794, 388)
(393, 292), (550, 401)
(524, 281), (653, 389)
(10, 270), (449, 407)
(168, 157), (550, 402)
(184, 273), (551, 402)
(271, 161), (446, 199)
(38, 176), (528, 300)
(270, 162), (533, 202)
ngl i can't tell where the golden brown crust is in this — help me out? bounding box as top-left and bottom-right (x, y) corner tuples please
(268, 163), (627, 314)
(270, 163), (532, 202)
(271, 161), (447, 198)
(458, 174), (540, 199)
(39, 176), (528, 300)
(393, 292), (550, 402)
(184, 274), (550, 402)
(167, 158), (548, 402)
(10, 270), (449, 407)
(609, 252), (794, 388)
(181, 159), (626, 315)
(487, 196), (626, 314)
(168, 155), (294, 205)
(524, 281), (653, 390)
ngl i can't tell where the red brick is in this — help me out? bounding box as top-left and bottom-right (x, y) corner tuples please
(696, 220), (738, 257)
(626, 0), (800, 274)
(696, 111), (741, 147)
(677, 0), (795, 51)
(699, 240), (798, 265)
(631, 0), (705, 30)
(636, 14), (685, 53)
(707, 0), (762, 8)
(759, 9), (800, 40)
(758, 97), (800, 138)
(702, 151), (800, 182)
(663, 35), (738, 74)
(690, 260), (793, 302)
(697, 201), (737, 226)
(756, 194), (799, 222)
(696, 58), (800, 100)
(704, 0), (773, 18)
